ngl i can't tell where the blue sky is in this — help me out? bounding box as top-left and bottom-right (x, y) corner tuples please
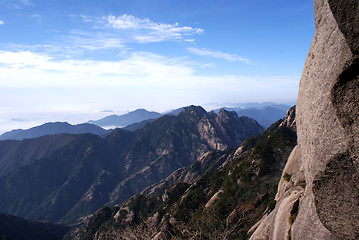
(0, 0), (314, 133)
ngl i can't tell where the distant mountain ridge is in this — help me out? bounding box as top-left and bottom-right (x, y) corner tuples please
(0, 122), (108, 141)
(88, 108), (162, 127)
(237, 106), (286, 128)
(0, 103), (289, 140)
(0, 106), (263, 225)
(214, 103), (290, 128)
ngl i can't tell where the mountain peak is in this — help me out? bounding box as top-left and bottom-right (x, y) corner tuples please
(216, 108), (237, 119)
(179, 105), (207, 119)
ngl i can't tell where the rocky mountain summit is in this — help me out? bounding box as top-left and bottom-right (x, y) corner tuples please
(250, 0), (359, 239)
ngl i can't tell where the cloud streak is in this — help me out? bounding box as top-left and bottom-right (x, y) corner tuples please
(105, 14), (204, 43)
(187, 47), (251, 64)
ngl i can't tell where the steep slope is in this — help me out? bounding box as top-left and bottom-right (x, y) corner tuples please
(69, 107), (296, 240)
(0, 122), (108, 141)
(0, 134), (77, 176)
(88, 109), (162, 127)
(0, 106), (262, 225)
(140, 149), (232, 197)
(250, 1), (359, 239)
(0, 214), (70, 240)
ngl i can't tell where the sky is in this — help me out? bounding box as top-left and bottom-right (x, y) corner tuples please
(0, 0), (314, 133)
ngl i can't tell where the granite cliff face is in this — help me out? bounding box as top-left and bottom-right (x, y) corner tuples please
(250, 0), (359, 239)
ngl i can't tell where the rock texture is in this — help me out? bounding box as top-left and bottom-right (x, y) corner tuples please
(250, 0), (359, 239)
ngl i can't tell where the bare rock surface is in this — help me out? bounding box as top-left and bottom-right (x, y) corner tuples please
(250, 0), (358, 239)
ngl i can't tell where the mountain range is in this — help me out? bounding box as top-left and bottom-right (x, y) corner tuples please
(0, 106), (263, 225)
(0, 103), (289, 141)
(214, 104), (289, 128)
(70, 106), (297, 240)
(236, 107), (287, 128)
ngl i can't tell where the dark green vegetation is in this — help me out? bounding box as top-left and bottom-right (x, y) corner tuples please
(283, 172), (292, 182)
(70, 109), (297, 240)
(0, 106), (263, 225)
(0, 214), (70, 240)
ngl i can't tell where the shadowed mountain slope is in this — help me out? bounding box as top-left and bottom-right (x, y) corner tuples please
(0, 214), (70, 240)
(0, 134), (77, 176)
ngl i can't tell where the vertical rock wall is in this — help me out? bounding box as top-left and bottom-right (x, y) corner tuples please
(250, 0), (358, 239)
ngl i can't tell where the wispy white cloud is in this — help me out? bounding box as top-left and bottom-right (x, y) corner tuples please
(0, 14), (203, 58)
(187, 47), (251, 64)
(64, 31), (126, 51)
(3, 0), (33, 9)
(16, 14), (203, 56)
(30, 14), (43, 23)
(0, 20), (4, 25)
(105, 14), (204, 43)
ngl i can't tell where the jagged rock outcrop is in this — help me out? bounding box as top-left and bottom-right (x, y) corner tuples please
(250, 0), (359, 239)
(279, 106), (296, 129)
